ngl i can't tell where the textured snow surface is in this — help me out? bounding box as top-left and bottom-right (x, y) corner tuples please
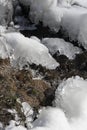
(1, 32), (59, 69)
(42, 38), (82, 59)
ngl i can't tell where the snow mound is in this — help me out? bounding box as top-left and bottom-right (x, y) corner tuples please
(1, 32), (59, 69)
(0, 0), (13, 25)
(42, 38), (82, 59)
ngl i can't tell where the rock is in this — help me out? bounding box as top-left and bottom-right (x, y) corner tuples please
(74, 51), (87, 71)
(44, 88), (55, 106)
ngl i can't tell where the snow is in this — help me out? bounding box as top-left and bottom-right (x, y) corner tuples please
(72, 0), (87, 8)
(1, 1), (87, 130)
(4, 76), (87, 130)
(5, 102), (34, 130)
(31, 107), (71, 130)
(30, 76), (87, 130)
(1, 32), (59, 69)
(5, 121), (27, 130)
(19, 0), (87, 49)
(19, 0), (64, 31)
(61, 6), (87, 49)
(42, 38), (82, 59)
(54, 76), (87, 118)
(0, 36), (12, 59)
(0, 25), (6, 34)
(22, 102), (33, 128)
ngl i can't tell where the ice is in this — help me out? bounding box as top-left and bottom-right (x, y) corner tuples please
(72, 0), (87, 8)
(1, 32), (59, 69)
(22, 102), (33, 128)
(0, 0), (13, 25)
(61, 6), (87, 49)
(19, 0), (87, 49)
(42, 38), (82, 59)
(0, 36), (12, 59)
(19, 0), (64, 31)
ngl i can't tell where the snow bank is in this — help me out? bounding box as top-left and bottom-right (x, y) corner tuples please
(42, 38), (82, 59)
(0, 0), (13, 25)
(1, 32), (59, 69)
